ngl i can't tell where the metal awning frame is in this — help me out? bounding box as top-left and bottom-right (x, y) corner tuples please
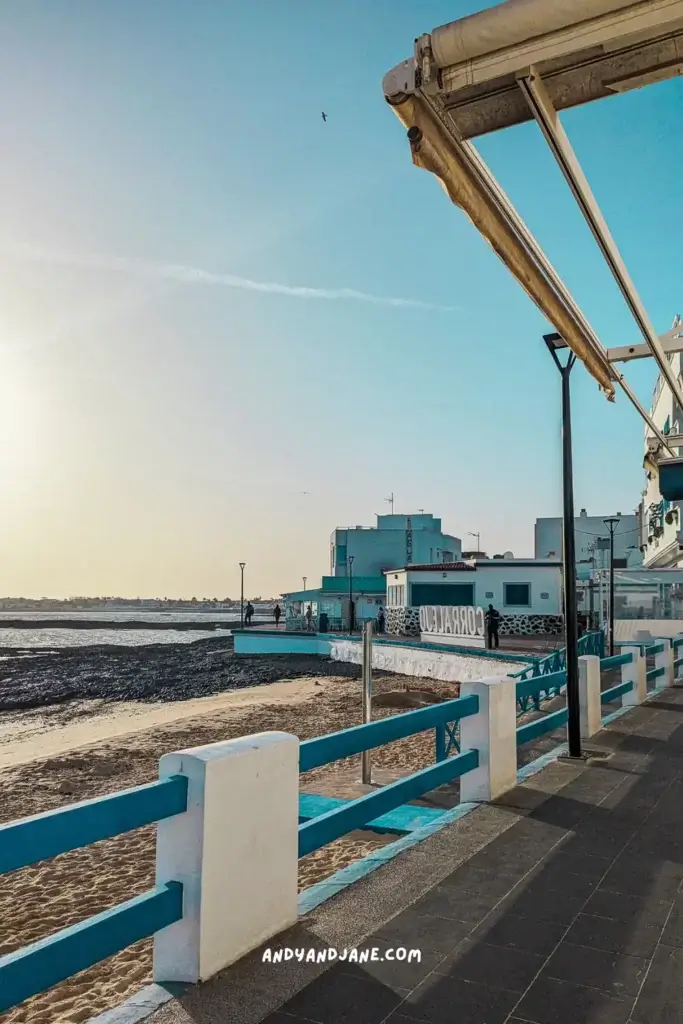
(411, 86), (678, 456)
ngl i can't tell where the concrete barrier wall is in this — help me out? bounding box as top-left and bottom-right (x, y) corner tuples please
(329, 638), (522, 682)
(233, 630), (525, 681)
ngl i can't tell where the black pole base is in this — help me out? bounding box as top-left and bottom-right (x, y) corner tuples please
(558, 749), (612, 766)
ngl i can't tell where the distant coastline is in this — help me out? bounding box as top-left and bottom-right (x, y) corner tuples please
(0, 617), (243, 631)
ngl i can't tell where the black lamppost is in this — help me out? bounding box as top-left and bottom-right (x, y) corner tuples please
(603, 517), (620, 656)
(239, 562), (246, 628)
(302, 576), (307, 592)
(348, 555), (355, 635)
(545, 333), (582, 760)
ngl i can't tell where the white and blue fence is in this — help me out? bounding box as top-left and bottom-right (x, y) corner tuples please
(1, 635), (679, 1014)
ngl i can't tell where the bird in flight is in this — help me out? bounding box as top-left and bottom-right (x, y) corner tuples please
(321, 111), (327, 122)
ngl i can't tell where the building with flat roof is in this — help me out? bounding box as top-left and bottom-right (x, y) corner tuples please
(384, 559), (562, 637)
(281, 576), (385, 633)
(331, 513), (461, 579)
(535, 509), (642, 581)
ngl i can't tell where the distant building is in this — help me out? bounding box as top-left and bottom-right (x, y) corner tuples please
(385, 559), (563, 636)
(281, 576), (386, 632)
(330, 513), (462, 578)
(534, 509), (642, 581)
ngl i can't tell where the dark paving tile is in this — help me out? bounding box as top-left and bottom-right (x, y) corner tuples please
(525, 866), (600, 901)
(566, 912), (661, 959)
(661, 895), (683, 947)
(471, 911), (566, 957)
(398, 976), (519, 1024)
(259, 1015), (305, 1024)
(338, 940), (444, 989)
(279, 968), (407, 1023)
(435, 938), (543, 992)
(499, 882), (586, 925)
(440, 864), (527, 898)
(599, 859), (683, 901)
(584, 889), (673, 930)
(544, 941), (649, 997)
(544, 851), (612, 879)
(411, 884), (504, 923)
(374, 910), (474, 953)
(516, 976), (634, 1024)
(631, 943), (683, 1023)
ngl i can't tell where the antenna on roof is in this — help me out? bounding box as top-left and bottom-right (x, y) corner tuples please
(385, 492), (395, 514)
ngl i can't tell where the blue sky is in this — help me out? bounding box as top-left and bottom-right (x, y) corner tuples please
(0, 1), (681, 597)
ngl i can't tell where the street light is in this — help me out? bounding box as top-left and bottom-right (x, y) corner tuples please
(545, 333), (582, 761)
(239, 562), (246, 629)
(467, 531), (481, 555)
(348, 555), (355, 635)
(603, 518), (621, 657)
(302, 576), (307, 592)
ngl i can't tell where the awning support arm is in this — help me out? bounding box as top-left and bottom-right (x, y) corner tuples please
(517, 66), (683, 421)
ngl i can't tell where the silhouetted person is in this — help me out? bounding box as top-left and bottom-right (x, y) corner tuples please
(305, 603), (313, 631)
(377, 606), (386, 634)
(274, 604), (281, 627)
(245, 601), (254, 626)
(485, 603), (500, 648)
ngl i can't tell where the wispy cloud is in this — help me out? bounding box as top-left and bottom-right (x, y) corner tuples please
(5, 245), (455, 311)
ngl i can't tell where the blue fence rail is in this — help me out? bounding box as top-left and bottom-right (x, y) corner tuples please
(298, 694), (479, 857)
(510, 630), (605, 685)
(0, 778), (188, 1014)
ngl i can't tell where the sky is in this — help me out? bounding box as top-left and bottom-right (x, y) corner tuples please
(1, 1), (681, 599)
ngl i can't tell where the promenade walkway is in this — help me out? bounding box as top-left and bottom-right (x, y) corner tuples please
(138, 685), (683, 1024)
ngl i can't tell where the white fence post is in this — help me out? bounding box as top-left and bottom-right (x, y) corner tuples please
(621, 646), (646, 707)
(459, 677), (517, 803)
(655, 638), (674, 689)
(153, 731), (299, 984)
(578, 655), (601, 739)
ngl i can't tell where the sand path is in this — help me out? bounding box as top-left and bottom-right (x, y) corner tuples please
(0, 675), (324, 770)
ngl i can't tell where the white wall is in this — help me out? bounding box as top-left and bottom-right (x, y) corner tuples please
(329, 638), (523, 682)
(233, 630), (528, 681)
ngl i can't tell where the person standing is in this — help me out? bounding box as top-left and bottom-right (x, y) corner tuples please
(274, 604), (282, 627)
(377, 605), (386, 634)
(485, 603), (500, 649)
(305, 603), (313, 631)
(245, 601), (254, 626)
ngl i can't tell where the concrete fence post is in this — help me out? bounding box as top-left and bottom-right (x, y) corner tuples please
(459, 677), (517, 803)
(578, 654), (601, 739)
(621, 646), (647, 707)
(153, 731), (299, 984)
(655, 638), (674, 689)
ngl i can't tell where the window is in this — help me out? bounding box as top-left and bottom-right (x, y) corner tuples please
(503, 582), (531, 607)
(411, 583), (475, 607)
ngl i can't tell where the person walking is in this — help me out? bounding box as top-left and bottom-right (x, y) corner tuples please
(377, 605), (386, 634)
(274, 603), (282, 627)
(485, 603), (500, 649)
(305, 603), (313, 631)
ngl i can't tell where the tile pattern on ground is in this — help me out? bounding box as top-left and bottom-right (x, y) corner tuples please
(270, 687), (683, 1023)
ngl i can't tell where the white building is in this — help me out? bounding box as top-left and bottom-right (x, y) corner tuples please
(384, 559), (562, 637)
(640, 343), (683, 568)
(535, 509), (641, 580)
(330, 513), (461, 578)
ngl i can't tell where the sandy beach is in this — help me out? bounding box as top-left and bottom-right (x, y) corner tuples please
(0, 661), (463, 1024)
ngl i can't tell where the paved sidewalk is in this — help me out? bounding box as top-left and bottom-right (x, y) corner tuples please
(143, 687), (683, 1024)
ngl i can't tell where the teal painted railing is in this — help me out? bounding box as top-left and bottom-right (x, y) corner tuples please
(298, 694), (479, 856)
(0, 778), (188, 1014)
(509, 631), (605, 685)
